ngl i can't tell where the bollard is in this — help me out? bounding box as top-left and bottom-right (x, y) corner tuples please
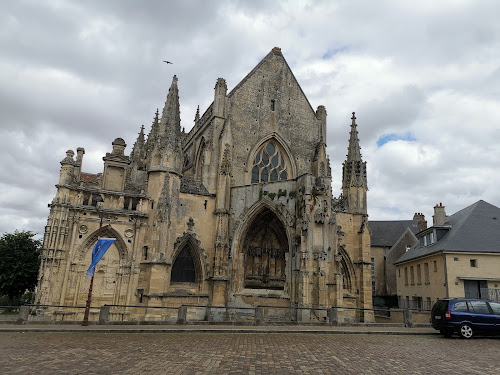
(177, 305), (187, 325)
(254, 306), (263, 326)
(404, 309), (414, 328)
(99, 305), (110, 325)
(328, 307), (339, 326)
(16, 306), (30, 325)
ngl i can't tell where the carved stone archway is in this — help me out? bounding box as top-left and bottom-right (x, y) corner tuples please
(241, 208), (289, 290)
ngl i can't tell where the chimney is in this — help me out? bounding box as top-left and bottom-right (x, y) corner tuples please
(433, 203), (446, 226)
(413, 212), (428, 232)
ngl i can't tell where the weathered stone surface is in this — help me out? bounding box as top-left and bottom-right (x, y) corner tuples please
(36, 47), (372, 322)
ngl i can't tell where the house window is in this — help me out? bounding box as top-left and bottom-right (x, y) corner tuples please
(424, 263), (430, 284)
(251, 141), (288, 184)
(404, 267), (408, 286)
(470, 259), (477, 267)
(398, 269), (401, 277)
(410, 266), (415, 285)
(417, 264), (422, 285)
(454, 257), (459, 261)
(433, 260), (437, 272)
(143, 246), (148, 260)
(271, 100), (275, 111)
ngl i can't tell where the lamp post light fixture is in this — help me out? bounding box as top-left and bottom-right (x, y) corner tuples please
(82, 195), (104, 326)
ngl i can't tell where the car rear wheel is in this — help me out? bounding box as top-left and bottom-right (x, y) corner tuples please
(459, 323), (474, 339)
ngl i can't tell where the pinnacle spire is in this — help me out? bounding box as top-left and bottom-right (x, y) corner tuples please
(145, 109), (160, 155)
(131, 125), (146, 167)
(194, 105), (200, 124)
(159, 75), (182, 146)
(342, 112), (367, 192)
(347, 112), (362, 162)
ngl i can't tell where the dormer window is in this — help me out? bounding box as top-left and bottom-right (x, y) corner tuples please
(421, 230), (436, 247)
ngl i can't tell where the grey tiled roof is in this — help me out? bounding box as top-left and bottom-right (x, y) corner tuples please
(369, 220), (419, 247)
(180, 176), (211, 196)
(396, 200), (500, 264)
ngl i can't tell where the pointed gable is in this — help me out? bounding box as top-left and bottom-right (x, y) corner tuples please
(228, 47), (317, 117)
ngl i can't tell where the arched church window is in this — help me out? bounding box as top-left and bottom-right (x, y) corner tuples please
(171, 247), (196, 283)
(251, 141), (288, 184)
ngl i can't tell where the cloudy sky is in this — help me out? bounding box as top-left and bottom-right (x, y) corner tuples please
(1, 0), (499, 237)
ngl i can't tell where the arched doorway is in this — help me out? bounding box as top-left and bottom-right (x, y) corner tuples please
(242, 208), (289, 290)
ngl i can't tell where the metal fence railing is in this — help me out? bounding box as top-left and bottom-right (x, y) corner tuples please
(9, 303), (430, 327)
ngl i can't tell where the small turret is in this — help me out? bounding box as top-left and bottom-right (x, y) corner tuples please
(59, 150), (75, 185)
(74, 147), (85, 183)
(316, 105), (327, 142)
(214, 78), (227, 118)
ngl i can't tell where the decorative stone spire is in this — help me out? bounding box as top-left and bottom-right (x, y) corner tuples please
(159, 75), (181, 144)
(347, 112), (362, 162)
(342, 112), (367, 190)
(149, 75), (184, 172)
(342, 112), (368, 214)
(130, 125), (146, 167)
(145, 109), (160, 157)
(194, 105), (200, 124)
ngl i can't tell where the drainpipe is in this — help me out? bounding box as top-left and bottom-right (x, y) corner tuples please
(440, 251), (449, 298)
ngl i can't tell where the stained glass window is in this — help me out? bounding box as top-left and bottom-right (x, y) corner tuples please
(251, 141), (288, 184)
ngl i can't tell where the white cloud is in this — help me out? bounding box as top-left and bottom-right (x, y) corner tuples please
(0, 0), (499, 236)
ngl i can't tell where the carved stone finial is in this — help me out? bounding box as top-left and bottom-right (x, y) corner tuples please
(187, 217), (195, 231)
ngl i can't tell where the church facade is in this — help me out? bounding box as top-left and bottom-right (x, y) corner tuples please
(36, 47), (372, 322)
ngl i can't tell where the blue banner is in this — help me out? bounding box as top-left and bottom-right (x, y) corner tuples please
(86, 238), (116, 277)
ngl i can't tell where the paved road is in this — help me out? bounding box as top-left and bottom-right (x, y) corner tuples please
(1, 332), (499, 374)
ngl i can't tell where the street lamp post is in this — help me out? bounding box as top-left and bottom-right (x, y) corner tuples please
(82, 196), (104, 326)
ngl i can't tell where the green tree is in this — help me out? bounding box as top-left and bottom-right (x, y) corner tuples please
(0, 231), (41, 304)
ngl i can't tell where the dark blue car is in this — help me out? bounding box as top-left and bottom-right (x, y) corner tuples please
(431, 298), (500, 338)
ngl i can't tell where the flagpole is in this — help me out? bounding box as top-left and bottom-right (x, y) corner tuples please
(82, 203), (103, 326)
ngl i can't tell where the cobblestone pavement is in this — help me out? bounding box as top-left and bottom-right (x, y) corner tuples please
(1, 332), (500, 374)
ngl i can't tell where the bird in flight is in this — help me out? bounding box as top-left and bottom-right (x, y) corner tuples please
(163, 60), (173, 64)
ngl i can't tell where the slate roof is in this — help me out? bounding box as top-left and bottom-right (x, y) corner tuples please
(395, 200), (500, 264)
(180, 176), (211, 196)
(369, 220), (419, 247)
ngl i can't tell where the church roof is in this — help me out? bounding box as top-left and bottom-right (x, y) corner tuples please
(180, 176), (211, 196)
(395, 200), (500, 264)
(79, 172), (101, 187)
(369, 220), (420, 247)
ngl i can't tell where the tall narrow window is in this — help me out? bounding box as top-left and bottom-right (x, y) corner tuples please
(271, 100), (275, 111)
(410, 266), (415, 285)
(251, 141), (288, 184)
(417, 264), (422, 285)
(171, 247), (196, 283)
(424, 262), (430, 283)
(404, 267), (408, 286)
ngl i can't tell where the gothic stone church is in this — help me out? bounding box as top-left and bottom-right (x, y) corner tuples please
(37, 47), (372, 323)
